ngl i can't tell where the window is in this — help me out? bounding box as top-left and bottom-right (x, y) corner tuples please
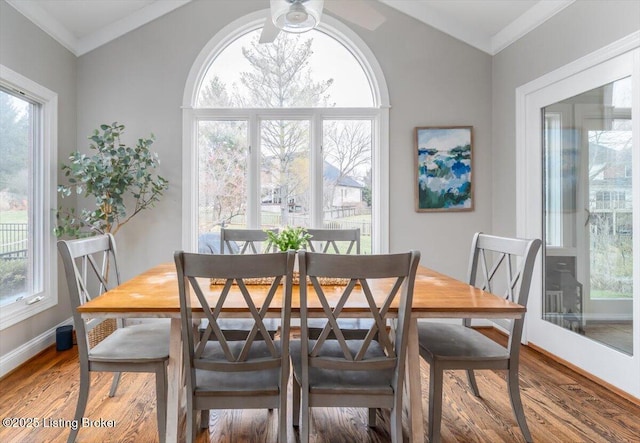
(0, 65), (57, 329)
(184, 13), (389, 254)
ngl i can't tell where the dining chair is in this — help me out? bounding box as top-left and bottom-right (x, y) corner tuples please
(291, 250), (420, 443)
(304, 228), (370, 339)
(58, 234), (169, 443)
(305, 228), (360, 254)
(204, 227), (281, 341)
(417, 232), (541, 443)
(174, 250), (295, 443)
(220, 227), (279, 254)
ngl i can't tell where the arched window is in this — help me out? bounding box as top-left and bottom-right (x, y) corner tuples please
(183, 11), (389, 254)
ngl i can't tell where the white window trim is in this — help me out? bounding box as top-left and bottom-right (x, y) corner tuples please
(182, 9), (389, 253)
(0, 64), (58, 330)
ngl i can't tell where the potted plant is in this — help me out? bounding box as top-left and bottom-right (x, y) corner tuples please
(265, 226), (312, 252)
(55, 122), (169, 237)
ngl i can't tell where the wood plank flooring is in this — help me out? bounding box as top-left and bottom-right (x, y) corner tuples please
(1, 328), (639, 442)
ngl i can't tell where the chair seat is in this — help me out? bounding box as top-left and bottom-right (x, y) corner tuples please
(290, 340), (394, 395)
(199, 318), (280, 341)
(307, 318), (375, 340)
(194, 341), (282, 396)
(88, 322), (170, 363)
(417, 322), (509, 362)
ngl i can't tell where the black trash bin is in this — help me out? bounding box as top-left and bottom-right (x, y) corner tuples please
(56, 325), (74, 351)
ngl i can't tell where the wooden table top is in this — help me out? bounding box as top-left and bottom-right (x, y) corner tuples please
(78, 263), (525, 319)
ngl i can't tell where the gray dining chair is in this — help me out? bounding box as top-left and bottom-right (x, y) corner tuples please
(220, 227), (279, 254)
(304, 228), (370, 339)
(174, 250), (295, 443)
(290, 250), (420, 443)
(203, 227), (281, 341)
(305, 228), (360, 254)
(417, 232), (541, 443)
(58, 234), (169, 443)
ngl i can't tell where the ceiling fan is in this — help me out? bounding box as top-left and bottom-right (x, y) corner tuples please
(259, 0), (386, 43)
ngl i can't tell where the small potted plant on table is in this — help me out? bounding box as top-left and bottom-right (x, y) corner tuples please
(266, 226), (311, 280)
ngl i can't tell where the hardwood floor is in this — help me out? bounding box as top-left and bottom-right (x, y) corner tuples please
(583, 321), (633, 355)
(1, 328), (639, 442)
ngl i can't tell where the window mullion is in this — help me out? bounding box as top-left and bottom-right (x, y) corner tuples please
(311, 111), (323, 228)
(248, 111), (259, 228)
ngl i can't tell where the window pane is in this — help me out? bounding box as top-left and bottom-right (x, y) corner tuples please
(543, 76), (633, 355)
(197, 29), (374, 108)
(0, 89), (33, 306)
(588, 122), (632, 303)
(323, 120), (372, 253)
(197, 120), (248, 252)
(260, 120), (310, 228)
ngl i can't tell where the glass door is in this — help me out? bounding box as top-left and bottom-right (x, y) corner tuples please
(543, 78), (633, 355)
(523, 47), (639, 398)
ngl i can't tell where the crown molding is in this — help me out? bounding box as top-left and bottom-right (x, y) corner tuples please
(6, 0), (79, 55)
(491, 0), (575, 54)
(6, 0), (191, 57)
(379, 0), (575, 55)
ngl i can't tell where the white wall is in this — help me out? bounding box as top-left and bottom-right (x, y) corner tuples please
(0, 1), (77, 359)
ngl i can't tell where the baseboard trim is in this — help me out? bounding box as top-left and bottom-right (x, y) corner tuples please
(527, 341), (640, 407)
(0, 317), (73, 379)
(478, 325), (640, 407)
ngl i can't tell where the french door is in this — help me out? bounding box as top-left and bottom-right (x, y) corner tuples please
(519, 43), (639, 398)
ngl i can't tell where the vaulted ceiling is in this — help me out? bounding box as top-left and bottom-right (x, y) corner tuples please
(6, 0), (575, 56)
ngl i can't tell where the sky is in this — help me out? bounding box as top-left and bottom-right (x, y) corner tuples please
(200, 28), (374, 107)
(417, 128), (471, 151)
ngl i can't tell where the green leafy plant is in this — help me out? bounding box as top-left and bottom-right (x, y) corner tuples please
(0, 259), (27, 297)
(55, 122), (169, 237)
(265, 226), (312, 251)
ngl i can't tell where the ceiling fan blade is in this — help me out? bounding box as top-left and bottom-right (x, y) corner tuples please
(324, 0), (386, 31)
(259, 15), (280, 43)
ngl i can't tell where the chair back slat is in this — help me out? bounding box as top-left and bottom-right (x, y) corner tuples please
(299, 250), (420, 375)
(220, 228), (278, 254)
(306, 228), (360, 254)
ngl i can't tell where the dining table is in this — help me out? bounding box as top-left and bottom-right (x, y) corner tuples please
(77, 262), (526, 442)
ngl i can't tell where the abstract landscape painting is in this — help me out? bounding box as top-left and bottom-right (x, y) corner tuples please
(415, 126), (473, 212)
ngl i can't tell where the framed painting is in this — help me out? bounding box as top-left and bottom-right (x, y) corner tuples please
(415, 126), (473, 212)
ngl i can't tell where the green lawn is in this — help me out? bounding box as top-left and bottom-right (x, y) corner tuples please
(0, 210), (27, 224)
(590, 289), (632, 299)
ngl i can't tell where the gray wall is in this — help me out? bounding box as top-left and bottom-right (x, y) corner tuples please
(0, 1), (77, 354)
(75, 0), (493, 282)
(491, 0), (640, 237)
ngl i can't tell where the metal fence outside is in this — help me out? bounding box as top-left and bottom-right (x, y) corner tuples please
(0, 223), (28, 259)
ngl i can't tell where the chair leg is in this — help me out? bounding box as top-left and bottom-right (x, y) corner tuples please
(200, 410), (209, 429)
(278, 386), (287, 443)
(466, 369), (481, 397)
(428, 364), (443, 443)
(108, 372), (121, 397)
(186, 407), (196, 442)
(300, 385), (310, 443)
(368, 408), (377, 427)
(292, 376), (300, 427)
(389, 400), (403, 443)
(68, 366), (90, 443)
(155, 365), (167, 443)
(507, 368), (532, 443)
